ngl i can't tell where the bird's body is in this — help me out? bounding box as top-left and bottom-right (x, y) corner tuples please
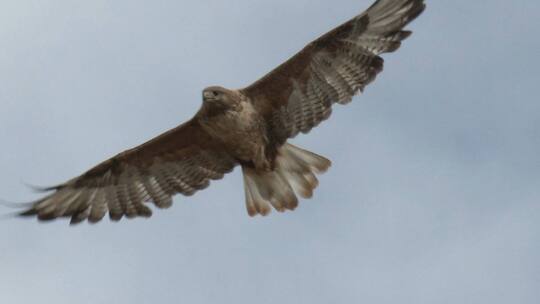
(197, 89), (272, 170)
(14, 0), (426, 224)
(196, 87), (332, 215)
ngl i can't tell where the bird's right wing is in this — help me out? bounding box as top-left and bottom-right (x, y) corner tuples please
(19, 118), (237, 224)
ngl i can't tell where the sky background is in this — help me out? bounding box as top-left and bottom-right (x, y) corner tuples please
(0, 0), (539, 303)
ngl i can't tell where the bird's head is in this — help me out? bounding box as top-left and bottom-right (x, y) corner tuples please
(202, 86), (239, 109)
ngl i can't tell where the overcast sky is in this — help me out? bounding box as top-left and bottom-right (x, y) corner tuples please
(1, 1), (539, 303)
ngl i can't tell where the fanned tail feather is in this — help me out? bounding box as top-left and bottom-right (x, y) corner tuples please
(242, 143), (331, 216)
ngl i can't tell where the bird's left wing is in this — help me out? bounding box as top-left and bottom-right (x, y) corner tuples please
(241, 0), (425, 144)
(19, 118), (236, 224)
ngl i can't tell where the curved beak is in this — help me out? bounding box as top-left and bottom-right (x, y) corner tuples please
(203, 91), (215, 101)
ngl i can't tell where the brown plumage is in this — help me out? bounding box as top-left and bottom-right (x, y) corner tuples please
(18, 0), (425, 224)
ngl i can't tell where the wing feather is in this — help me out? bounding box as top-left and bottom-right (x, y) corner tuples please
(242, 0), (425, 144)
(19, 118), (237, 224)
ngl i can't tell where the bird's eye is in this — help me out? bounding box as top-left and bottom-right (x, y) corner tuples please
(213, 91), (219, 96)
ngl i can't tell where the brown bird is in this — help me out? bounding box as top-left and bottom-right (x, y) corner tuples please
(18, 0), (425, 224)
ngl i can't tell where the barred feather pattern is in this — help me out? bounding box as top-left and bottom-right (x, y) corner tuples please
(242, 143), (331, 216)
(269, 0), (425, 140)
(20, 152), (236, 224)
(14, 0), (425, 224)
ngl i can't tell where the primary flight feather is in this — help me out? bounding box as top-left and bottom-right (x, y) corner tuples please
(18, 0), (426, 224)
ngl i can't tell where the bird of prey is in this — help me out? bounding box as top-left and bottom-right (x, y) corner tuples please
(17, 0), (425, 224)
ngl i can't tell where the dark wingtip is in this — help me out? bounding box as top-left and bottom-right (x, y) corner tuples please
(0, 197), (35, 210)
(19, 203), (42, 219)
(407, 1), (427, 26)
(0, 197), (40, 223)
(19, 209), (38, 217)
(69, 217), (86, 226)
(400, 30), (413, 40)
(0, 197), (46, 220)
(22, 181), (63, 193)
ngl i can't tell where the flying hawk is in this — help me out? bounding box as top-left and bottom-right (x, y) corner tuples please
(18, 0), (425, 224)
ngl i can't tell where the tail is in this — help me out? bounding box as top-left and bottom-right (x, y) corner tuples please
(242, 143), (331, 216)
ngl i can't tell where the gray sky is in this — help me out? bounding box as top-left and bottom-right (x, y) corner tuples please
(1, 0), (539, 303)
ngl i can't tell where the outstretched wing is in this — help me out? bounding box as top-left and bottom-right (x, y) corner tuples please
(20, 119), (237, 224)
(242, 0), (425, 144)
